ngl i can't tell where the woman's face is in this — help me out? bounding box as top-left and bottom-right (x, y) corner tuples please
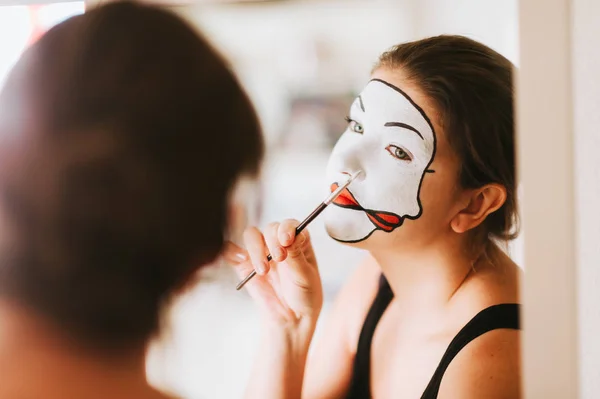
(324, 69), (463, 250)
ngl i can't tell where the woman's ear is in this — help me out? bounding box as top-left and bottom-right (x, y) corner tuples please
(451, 184), (507, 234)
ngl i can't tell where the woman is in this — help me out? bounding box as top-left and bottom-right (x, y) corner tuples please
(228, 35), (521, 398)
(0, 2), (266, 398)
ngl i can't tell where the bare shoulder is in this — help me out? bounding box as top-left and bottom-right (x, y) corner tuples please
(438, 249), (522, 398)
(438, 328), (521, 399)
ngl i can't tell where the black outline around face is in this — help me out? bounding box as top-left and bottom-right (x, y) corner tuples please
(328, 78), (437, 244)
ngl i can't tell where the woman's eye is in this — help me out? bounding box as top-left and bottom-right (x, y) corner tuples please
(350, 121), (364, 134)
(386, 145), (412, 161)
(345, 117), (364, 134)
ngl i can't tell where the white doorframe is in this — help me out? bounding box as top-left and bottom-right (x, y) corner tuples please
(517, 0), (579, 397)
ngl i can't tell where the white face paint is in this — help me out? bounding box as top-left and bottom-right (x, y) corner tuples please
(324, 79), (436, 243)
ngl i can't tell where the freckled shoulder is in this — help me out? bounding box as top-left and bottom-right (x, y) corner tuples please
(436, 255), (522, 399)
(437, 328), (521, 399)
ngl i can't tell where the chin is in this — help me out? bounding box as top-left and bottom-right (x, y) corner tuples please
(323, 206), (376, 244)
(326, 228), (377, 245)
(326, 220), (414, 255)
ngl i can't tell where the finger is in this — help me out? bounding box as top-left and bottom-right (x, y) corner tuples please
(278, 219), (311, 256)
(278, 219), (300, 247)
(264, 222), (287, 262)
(243, 227), (270, 276)
(277, 219), (314, 288)
(278, 220), (316, 270)
(222, 241), (249, 265)
(220, 242), (256, 281)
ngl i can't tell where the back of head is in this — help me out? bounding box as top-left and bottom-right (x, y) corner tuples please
(0, 1), (262, 349)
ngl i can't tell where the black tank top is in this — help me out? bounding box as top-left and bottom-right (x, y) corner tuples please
(346, 275), (520, 399)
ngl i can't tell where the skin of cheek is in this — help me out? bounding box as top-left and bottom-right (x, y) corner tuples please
(355, 155), (463, 253)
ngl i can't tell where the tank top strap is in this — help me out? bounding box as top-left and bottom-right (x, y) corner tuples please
(346, 274), (394, 399)
(420, 303), (521, 398)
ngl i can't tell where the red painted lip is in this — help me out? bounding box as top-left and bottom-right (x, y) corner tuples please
(330, 183), (360, 208)
(329, 183), (403, 232)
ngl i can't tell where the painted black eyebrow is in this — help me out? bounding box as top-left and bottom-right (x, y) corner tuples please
(370, 78), (435, 135)
(358, 95), (365, 112)
(384, 122), (424, 140)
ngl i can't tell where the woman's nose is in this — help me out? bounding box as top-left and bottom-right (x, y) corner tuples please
(338, 151), (365, 181)
(341, 169), (365, 182)
(330, 147), (363, 176)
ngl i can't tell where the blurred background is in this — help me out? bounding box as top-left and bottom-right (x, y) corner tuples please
(0, 0), (519, 397)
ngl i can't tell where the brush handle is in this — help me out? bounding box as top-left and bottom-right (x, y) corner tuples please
(235, 269), (256, 290)
(295, 202), (327, 233)
(235, 202), (327, 291)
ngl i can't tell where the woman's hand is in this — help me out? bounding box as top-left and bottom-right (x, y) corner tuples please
(223, 219), (323, 331)
(224, 220), (323, 399)
(223, 219), (323, 399)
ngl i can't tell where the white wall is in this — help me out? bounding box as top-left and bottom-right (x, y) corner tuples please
(573, 0), (600, 397)
(177, 0), (414, 145)
(411, 0), (519, 64)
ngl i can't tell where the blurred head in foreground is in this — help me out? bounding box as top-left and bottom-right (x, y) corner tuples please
(0, 0), (262, 359)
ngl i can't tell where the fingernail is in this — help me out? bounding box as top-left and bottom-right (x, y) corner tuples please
(256, 261), (268, 275)
(236, 253), (247, 261)
(286, 232), (294, 243)
(273, 247), (283, 260)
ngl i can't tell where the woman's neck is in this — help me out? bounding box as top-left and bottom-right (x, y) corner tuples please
(370, 235), (492, 313)
(0, 300), (162, 399)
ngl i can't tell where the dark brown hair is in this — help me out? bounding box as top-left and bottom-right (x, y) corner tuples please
(0, 1), (262, 349)
(375, 35), (517, 247)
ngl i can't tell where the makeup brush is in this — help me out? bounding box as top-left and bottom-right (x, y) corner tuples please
(235, 170), (362, 291)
